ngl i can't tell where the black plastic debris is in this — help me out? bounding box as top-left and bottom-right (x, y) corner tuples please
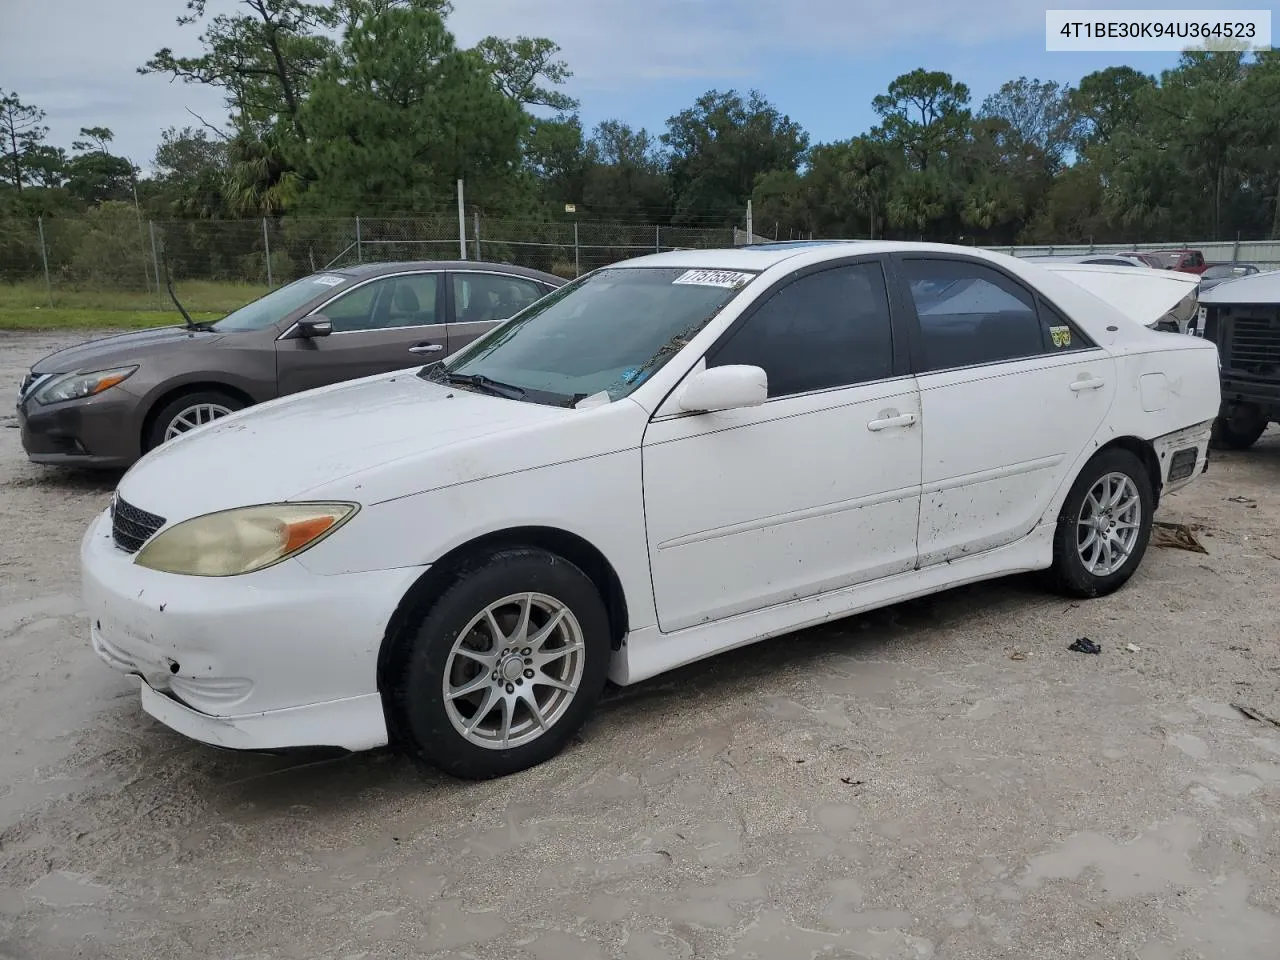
(1068, 637), (1101, 655)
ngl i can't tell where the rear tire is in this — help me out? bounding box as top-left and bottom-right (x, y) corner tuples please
(1047, 448), (1154, 599)
(1211, 407), (1267, 450)
(390, 548), (611, 780)
(145, 390), (245, 451)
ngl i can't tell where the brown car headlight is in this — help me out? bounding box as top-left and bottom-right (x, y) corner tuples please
(32, 366), (138, 405)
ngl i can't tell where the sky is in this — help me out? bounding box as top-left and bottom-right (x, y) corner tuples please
(1, 0), (1215, 171)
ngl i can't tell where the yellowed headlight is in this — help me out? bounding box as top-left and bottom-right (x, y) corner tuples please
(134, 502), (357, 576)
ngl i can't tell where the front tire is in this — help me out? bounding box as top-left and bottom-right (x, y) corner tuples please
(1211, 406), (1267, 450)
(145, 390), (245, 451)
(1048, 448), (1154, 598)
(390, 548), (611, 780)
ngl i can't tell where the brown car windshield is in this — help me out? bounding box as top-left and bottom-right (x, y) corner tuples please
(212, 274), (350, 332)
(426, 266), (758, 405)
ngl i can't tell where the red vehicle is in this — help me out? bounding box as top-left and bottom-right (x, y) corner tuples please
(1141, 249), (1209, 274)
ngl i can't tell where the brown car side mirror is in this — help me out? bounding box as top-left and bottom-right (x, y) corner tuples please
(297, 316), (333, 338)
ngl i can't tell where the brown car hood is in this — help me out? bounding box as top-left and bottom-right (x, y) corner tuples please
(31, 326), (227, 375)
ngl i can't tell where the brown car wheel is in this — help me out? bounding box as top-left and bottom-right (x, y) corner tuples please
(145, 390), (246, 452)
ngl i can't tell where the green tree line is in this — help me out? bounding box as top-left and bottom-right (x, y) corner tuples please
(3, 0), (1279, 248)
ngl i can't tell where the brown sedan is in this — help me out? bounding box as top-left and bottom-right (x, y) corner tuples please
(17, 260), (565, 468)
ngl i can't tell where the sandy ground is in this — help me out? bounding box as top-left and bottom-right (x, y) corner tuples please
(2, 329), (1279, 960)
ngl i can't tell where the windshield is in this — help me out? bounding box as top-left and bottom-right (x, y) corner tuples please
(1155, 253), (1183, 268)
(1203, 265), (1250, 279)
(425, 266), (757, 405)
(211, 274), (349, 332)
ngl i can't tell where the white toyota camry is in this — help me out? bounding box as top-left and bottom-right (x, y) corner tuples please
(82, 241), (1221, 779)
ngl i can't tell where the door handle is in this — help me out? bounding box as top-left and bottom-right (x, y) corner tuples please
(1069, 375), (1105, 392)
(867, 412), (917, 432)
(409, 343), (444, 354)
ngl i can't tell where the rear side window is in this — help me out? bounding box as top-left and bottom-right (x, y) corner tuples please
(904, 259), (1045, 371)
(709, 262), (895, 397)
(1037, 300), (1093, 354)
(453, 273), (546, 323)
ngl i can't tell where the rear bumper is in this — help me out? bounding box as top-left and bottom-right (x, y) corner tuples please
(1152, 419), (1213, 495)
(1219, 376), (1280, 420)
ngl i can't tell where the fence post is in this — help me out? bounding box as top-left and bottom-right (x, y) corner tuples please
(36, 217), (53, 308)
(655, 225), (661, 253)
(746, 200), (753, 242)
(262, 218), (273, 287)
(573, 221), (580, 277)
(148, 220), (161, 297)
(355, 216), (362, 262)
(1233, 232), (1240, 261)
(456, 179), (467, 259)
(474, 211), (481, 260)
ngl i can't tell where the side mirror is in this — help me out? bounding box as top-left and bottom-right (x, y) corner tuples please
(676, 365), (768, 413)
(297, 316), (333, 338)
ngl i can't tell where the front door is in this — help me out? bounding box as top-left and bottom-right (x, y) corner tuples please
(446, 271), (555, 353)
(276, 271), (446, 396)
(897, 256), (1116, 567)
(641, 260), (923, 633)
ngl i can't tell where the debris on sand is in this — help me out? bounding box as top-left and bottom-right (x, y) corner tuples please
(1009, 650), (1027, 661)
(1152, 521), (1209, 554)
(1068, 637), (1101, 655)
(1126, 643), (1141, 653)
(1226, 496), (1257, 506)
(1231, 703), (1280, 728)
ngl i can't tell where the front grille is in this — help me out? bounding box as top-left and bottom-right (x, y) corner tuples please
(111, 495), (166, 554)
(1226, 314), (1280, 375)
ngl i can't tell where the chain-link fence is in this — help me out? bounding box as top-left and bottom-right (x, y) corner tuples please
(3, 207), (1278, 315)
(0, 211), (736, 312)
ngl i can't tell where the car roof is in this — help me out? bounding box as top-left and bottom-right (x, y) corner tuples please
(613, 239), (1041, 272)
(329, 260), (565, 283)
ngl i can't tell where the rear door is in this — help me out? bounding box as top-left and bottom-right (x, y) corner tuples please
(895, 255), (1115, 567)
(446, 271), (556, 353)
(275, 271), (446, 395)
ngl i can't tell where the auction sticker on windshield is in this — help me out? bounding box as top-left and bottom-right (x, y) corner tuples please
(672, 269), (753, 288)
(313, 275), (346, 287)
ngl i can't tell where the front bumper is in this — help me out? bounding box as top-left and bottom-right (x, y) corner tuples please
(18, 390), (140, 468)
(81, 508), (427, 752)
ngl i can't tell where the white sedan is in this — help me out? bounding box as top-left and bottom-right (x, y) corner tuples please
(82, 241), (1221, 779)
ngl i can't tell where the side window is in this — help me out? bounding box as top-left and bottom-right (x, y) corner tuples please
(452, 273), (546, 324)
(708, 262), (895, 398)
(1038, 299), (1092, 353)
(903, 259), (1044, 371)
(382, 273), (439, 328)
(320, 279), (385, 332)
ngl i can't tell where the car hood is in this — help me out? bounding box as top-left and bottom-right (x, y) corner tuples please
(115, 370), (570, 520)
(1039, 263), (1198, 327)
(1199, 270), (1280, 305)
(31, 326), (225, 374)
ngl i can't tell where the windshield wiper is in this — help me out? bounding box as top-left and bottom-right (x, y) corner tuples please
(441, 371), (527, 400)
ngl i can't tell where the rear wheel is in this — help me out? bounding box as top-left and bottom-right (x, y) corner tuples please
(145, 390), (245, 451)
(390, 548), (611, 780)
(1211, 406), (1267, 450)
(1047, 448), (1154, 598)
